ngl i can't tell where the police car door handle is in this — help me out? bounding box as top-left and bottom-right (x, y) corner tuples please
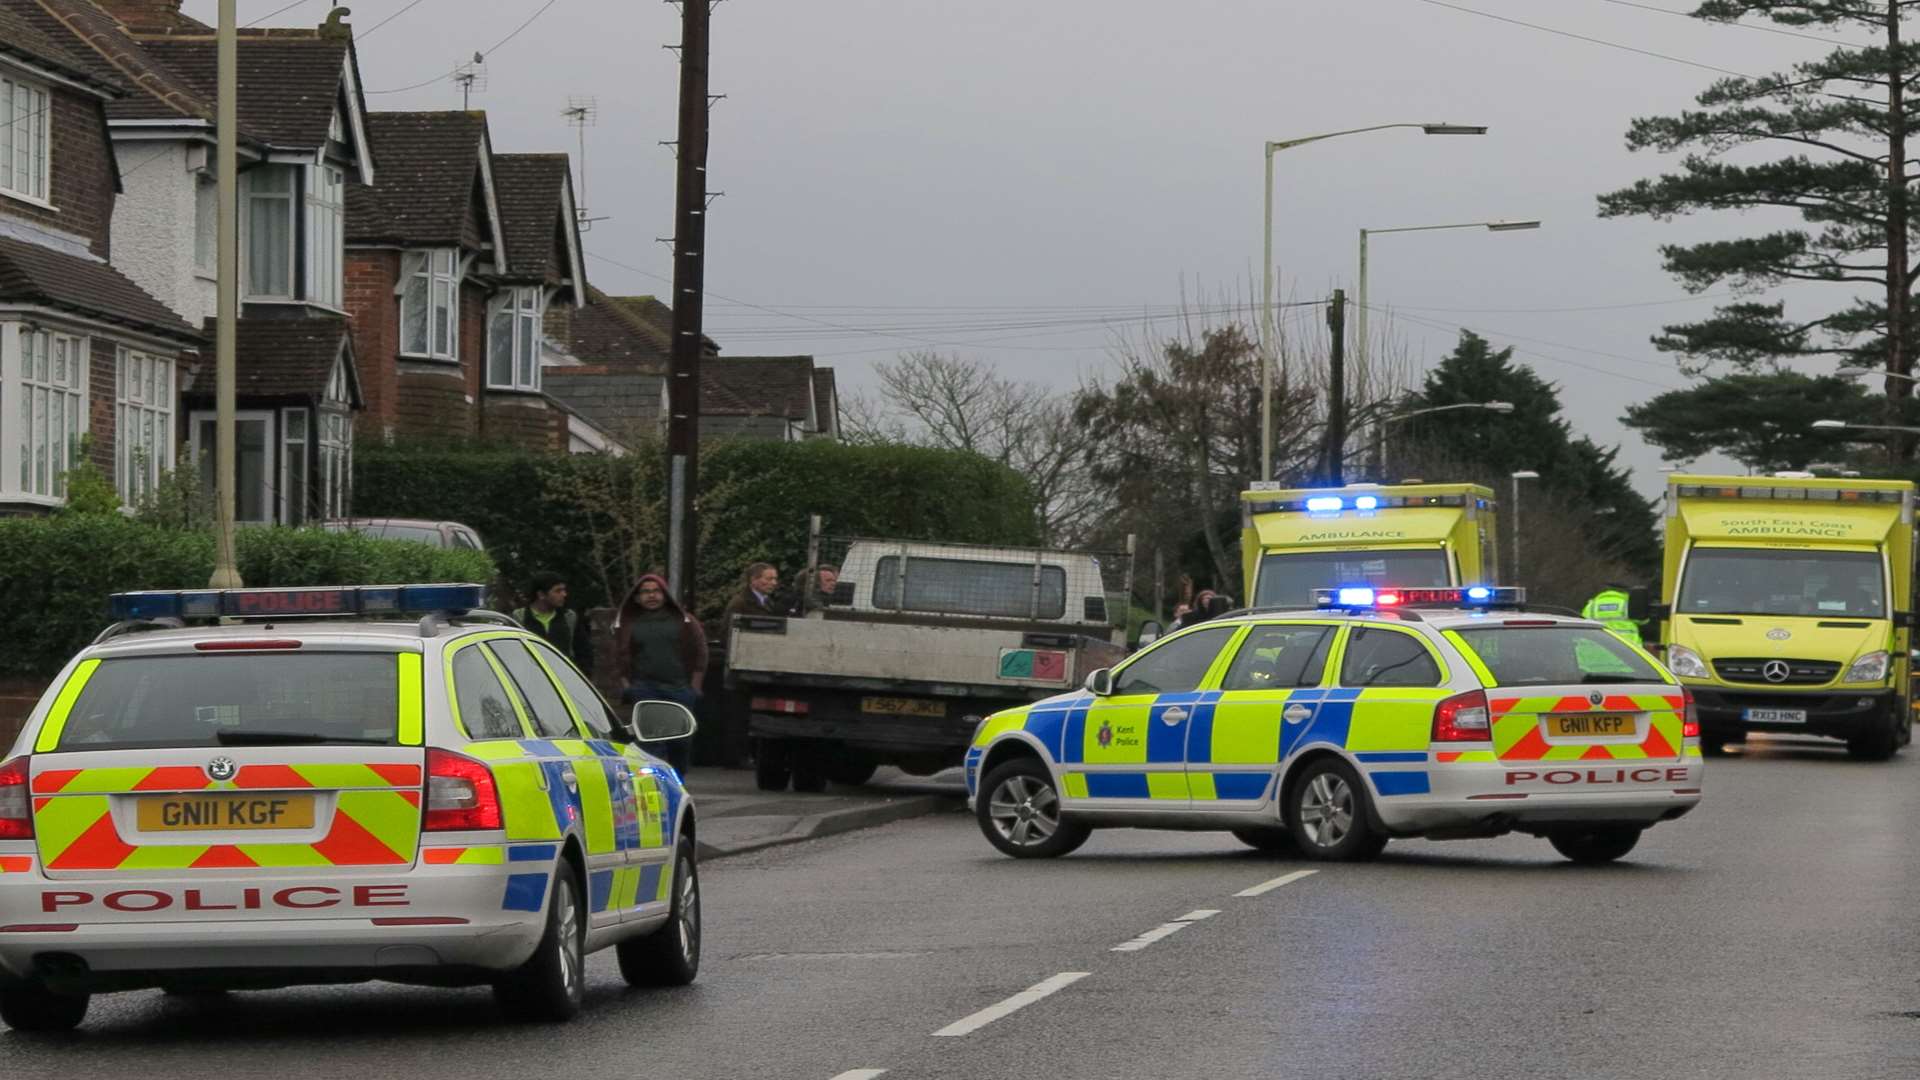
(1161, 706), (1189, 725)
(1283, 704), (1313, 725)
(561, 769), (579, 791)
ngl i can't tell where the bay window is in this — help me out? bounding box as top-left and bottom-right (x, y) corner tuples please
(116, 348), (174, 506)
(401, 249), (459, 359)
(16, 329), (86, 500)
(487, 286), (544, 391)
(242, 166), (296, 298)
(306, 164), (344, 308)
(1, 74), (49, 203)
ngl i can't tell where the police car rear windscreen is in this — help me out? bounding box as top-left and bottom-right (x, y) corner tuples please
(1451, 627), (1663, 687)
(54, 654), (402, 750)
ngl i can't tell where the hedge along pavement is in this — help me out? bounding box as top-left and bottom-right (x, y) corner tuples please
(352, 437), (1040, 617)
(0, 515), (494, 679)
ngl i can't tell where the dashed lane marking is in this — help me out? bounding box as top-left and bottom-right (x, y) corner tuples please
(1111, 909), (1220, 952)
(829, 1071), (888, 1079)
(1235, 868), (1318, 897)
(931, 971), (1092, 1037)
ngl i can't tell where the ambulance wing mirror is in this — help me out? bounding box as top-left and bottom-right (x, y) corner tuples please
(1084, 668), (1115, 697)
(1627, 587), (1652, 623)
(630, 700), (698, 743)
(1136, 621), (1163, 648)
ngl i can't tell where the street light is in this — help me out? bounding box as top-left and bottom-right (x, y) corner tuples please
(1372, 401), (1515, 474)
(1812, 418), (1920, 435)
(1358, 219), (1540, 456)
(1835, 367), (1920, 383)
(1511, 470), (1540, 583)
(1258, 122), (1490, 481)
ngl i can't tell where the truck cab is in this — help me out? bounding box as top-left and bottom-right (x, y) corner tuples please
(1650, 475), (1917, 760)
(1240, 482), (1500, 609)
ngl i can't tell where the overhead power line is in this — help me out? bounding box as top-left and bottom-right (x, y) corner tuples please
(1593, 0), (1872, 48)
(366, 0), (562, 94)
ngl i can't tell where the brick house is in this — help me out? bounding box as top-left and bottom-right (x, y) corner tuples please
(342, 113), (588, 453)
(0, 0), (201, 514)
(27, 0), (376, 525)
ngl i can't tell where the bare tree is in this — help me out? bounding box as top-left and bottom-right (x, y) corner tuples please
(865, 352), (1102, 546)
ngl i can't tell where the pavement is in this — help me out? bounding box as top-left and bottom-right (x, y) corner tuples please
(685, 765), (966, 861)
(6, 738), (1920, 1079)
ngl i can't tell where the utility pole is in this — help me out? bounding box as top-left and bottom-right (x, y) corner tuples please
(209, 0), (241, 589)
(1324, 289), (1348, 486)
(666, 0), (711, 608)
(1886, 7), (1911, 467)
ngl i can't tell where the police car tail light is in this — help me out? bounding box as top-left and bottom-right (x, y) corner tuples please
(1681, 689), (1700, 739)
(424, 749), (502, 832)
(0, 757), (31, 840)
(1432, 691), (1492, 742)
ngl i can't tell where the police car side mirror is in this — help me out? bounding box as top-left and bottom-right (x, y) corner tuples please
(1084, 668), (1114, 697)
(630, 700), (698, 743)
(1136, 621), (1163, 648)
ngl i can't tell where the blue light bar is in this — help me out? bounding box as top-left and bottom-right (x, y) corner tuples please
(1465, 586), (1493, 602)
(1354, 495), (1380, 511)
(1315, 585), (1526, 609)
(109, 583), (488, 622)
(1305, 496), (1344, 513)
(1336, 587), (1376, 607)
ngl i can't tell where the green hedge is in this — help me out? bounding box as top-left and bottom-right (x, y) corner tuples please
(352, 438), (1040, 616)
(0, 516), (494, 679)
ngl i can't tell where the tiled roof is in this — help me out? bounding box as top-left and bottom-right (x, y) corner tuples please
(180, 314), (355, 401)
(562, 289), (718, 368)
(0, 235), (198, 341)
(31, 0), (209, 117)
(2, 1), (125, 92)
(347, 111), (489, 247)
(698, 364), (763, 417)
(492, 153), (574, 284)
(120, 31), (352, 148)
(704, 357), (818, 423)
(87, 0), (204, 32)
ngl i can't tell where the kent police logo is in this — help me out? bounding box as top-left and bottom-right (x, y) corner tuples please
(1097, 720), (1114, 749)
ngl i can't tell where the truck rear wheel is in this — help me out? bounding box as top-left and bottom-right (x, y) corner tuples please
(753, 738), (791, 792)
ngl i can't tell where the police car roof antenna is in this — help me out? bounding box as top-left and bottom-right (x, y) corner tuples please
(93, 617), (185, 645)
(417, 608), (520, 639)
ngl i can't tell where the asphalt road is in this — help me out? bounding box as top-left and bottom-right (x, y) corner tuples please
(4, 737), (1918, 1079)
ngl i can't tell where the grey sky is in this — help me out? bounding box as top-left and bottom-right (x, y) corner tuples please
(195, 0), (1854, 491)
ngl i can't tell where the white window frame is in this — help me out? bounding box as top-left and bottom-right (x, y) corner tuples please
(400, 248), (460, 361)
(241, 166), (298, 299)
(487, 286), (545, 392)
(116, 347), (175, 507)
(189, 409), (275, 525)
(0, 73), (51, 204)
(281, 406), (309, 525)
(305, 163), (344, 308)
(193, 171), (217, 274)
(14, 329), (87, 502)
(318, 356), (353, 518)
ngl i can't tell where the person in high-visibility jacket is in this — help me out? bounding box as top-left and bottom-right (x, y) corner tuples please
(1584, 587), (1643, 646)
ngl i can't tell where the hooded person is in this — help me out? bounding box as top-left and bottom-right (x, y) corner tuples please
(611, 574), (710, 773)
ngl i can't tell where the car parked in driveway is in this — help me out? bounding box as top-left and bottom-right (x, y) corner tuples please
(324, 518), (486, 552)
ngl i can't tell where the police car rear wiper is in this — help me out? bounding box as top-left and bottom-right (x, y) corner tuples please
(213, 731), (391, 746)
(1579, 675), (1642, 684)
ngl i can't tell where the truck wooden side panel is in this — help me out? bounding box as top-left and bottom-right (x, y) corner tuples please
(728, 618), (1119, 695)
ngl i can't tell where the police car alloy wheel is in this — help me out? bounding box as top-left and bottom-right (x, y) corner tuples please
(977, 758), (1090, 859)
(1285, 758), (1387, 862)
(495, 865), (587, 1021)
(0, 978), (90, 1033)
(618, 836), (702, 987)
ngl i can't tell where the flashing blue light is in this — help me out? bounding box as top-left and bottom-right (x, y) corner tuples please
(1336, 587), (1376, 607)
(1354, 495), (1380, 511)
(1465, 586), (1494, 602)
(108, 583), (488, 622)
(1305, 496), (1344, 513)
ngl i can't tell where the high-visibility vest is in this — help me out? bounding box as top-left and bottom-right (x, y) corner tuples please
(1583, 590), (1642, 645)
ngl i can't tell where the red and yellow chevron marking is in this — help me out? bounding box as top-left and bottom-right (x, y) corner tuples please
(32, 762), (422, 796)
(33, 786), (423, 872)
(1489, 693), (1684, 762)
(422, 846), (507, 866)
(0, 856), (32, 874)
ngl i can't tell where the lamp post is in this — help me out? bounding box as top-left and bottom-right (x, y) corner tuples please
(1511, 470), (1540, 584)
(1812, 419), (1920, 435)
(1358, 220), (1539, 472)
(1259, 122), (1488, 480)
(1373, 400), (1514, 477)
(209, 0), (241, 589)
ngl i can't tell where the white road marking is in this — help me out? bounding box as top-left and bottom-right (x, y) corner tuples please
(829, 1071), (888, 1080)
(1235, 868), (1319, 897)
(1112, 908), (1222, 952)
(1176, 909), (1221, 923)
(931, 971), (1092, 1037)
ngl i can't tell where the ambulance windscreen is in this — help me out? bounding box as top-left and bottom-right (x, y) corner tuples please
(1255, 550), (1449, 608)
(1676, 548), (1885, 619)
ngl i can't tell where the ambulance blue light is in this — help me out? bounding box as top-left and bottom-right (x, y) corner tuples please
(108, 584), (488, 621)
(1336, 587), (1376, 607)
(1354, 495), (1380, 511)
(1305, 497), (1344, 513)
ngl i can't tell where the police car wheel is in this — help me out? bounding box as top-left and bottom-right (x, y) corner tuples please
(1285, 759), (1386, 862)
(618, 836), (702, 987)
(0, 979), (89, 1033)
(1547, 826), (1642, 865)
(977, 759), (1089, 859)
(494, 863), (587, 1021)
(1230, 827), (1297, 855)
